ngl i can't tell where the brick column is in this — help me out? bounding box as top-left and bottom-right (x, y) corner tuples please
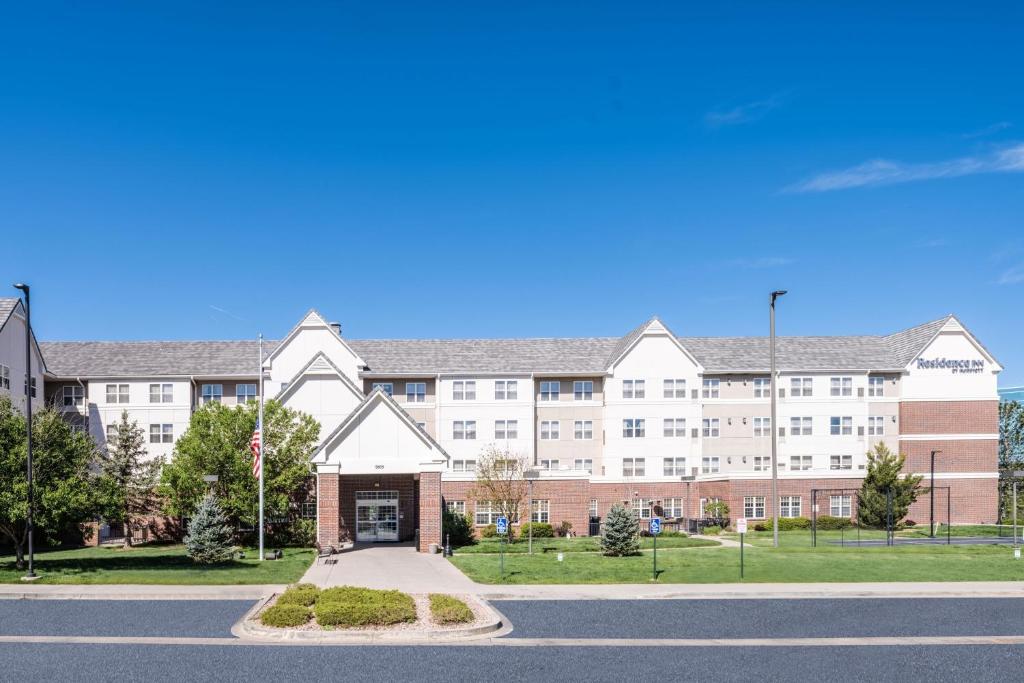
(418, 471), (442, 552)
(317, 472), (340, 547)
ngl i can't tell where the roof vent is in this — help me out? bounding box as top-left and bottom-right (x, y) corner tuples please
(329, 322), (342, 336)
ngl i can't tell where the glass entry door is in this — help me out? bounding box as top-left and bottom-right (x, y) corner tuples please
(355, 491), (400, 542)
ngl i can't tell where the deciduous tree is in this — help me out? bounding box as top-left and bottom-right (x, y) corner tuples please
(469, 446), (529, 528)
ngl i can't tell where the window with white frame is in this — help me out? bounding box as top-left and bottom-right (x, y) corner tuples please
(24, 376), (36, 398)
(453, 420), (476, 440)
(830, 495), (852, 517)
(235, 383), (256, 405)
(632, 498), (652, 519)
(589, 499), (598, 517)
(539, 381), (560, 401)
(574, 420), (593, 440)
(623, 457), (645, 477)
(149, 383), (171, 404)
(623, 418), (645, 438)
(662, 497), (683, 518)
(574, 458), (593, 473)
(494, 380), (518, 400)
(0, 365), (9, 389)
(149, 423), (173, 444)
(830, 416), (853, 435)
(372, 382), (394, 396)
(790, 377), (813, 397)
(753, 416), (771, 437)
(702, 378), (720, 398)
(531, 499), (550, 523)
(663, 457), (686, 476)
(452, 459), (476, 472)
(452, 380), (475, 400)
(868, 376), (885, 397)
(106, 424), (118, 442)
(663, 418), (686, 437)
(753, 377), (770, 398)
(830, 376), (853, 397)
(474, 501), (501, 525)
(744, 496), (766, 518)
(789, 455), (813, 470)
(780, 496), (801, 518)
(830, 454), (853, 470)
(446, 500), (466, 515)
(867, 416), (885, 436)
(622, 379), (645, 399)
(540, 420), (560, 440)
(200, 384), (222, 404)
(790, 416), (813, 436)
(494, 419), (518, 440)
(106, 384), (129, 404)
(540, 459), (559, 471)
(701, 456), (720, 474)
(63, 385), (84, 407)
(573, 380), (593, 401)
(753, 455), (770, 471)
(406, 382), (426, 402)
(702, 418), (720, 437)
(663, 378), (687, 398)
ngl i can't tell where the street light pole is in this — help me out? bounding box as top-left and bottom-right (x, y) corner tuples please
(769, 290), (787, 549)
(13, 283), (35, 579)
(930, 449), (941, 538)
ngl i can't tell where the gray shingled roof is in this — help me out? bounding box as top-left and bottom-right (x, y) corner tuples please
(0, 298), (19, 332)
(39, 316), (969, 378)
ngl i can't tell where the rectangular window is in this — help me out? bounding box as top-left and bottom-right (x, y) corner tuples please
(790, 416), (812, 436)
(474, 501), (500, 525)
(446, 500), (466, 515)
(539, 459), (559, 471)
(780, 496), (802, 518)
(744, 496), (766, 519)
(753, 417), (771, 437)
(830, 416), (853, 436)
(662, 497), (683, 518)
(701, 456), (720, 474)
(201, 384), (222, 404)
(540, 420), (560, 440)
(830, 455), (853, 470)
(494, 419), (518, 440)
(573, 380), (593, 401)
(632, 498), (652, 519)
(406, 382), (426, 403)
(867, 416), (885, 436)
(63, 385), (84, 407)
(23, 376), (36, 398)
(574, 458), (593, 473)
(789, 455), (813, 470)
(0, 365), (9, 389)
(372, 382), (394, 396)
(149, 424), (173, 444)
(574, 420), (593, 440)
(867, 376), (885, 397)
(663, 457), (686, 476)
(701, 378), (720, 398)
(589, 499), (599, 517)
(453, 380), (476, 400)
(790, 377), (813, 397)
(830, 376), (853, 397)
(106, 424), (118, 442)
(663, 418), (686, 437)
(753, 377), (770, 398)
(494, 380), (518, 400)
(539, 381), (560, 401)
(702, 418), (720, 438)
(453, 420), (476, 440)
(663, 378), (687, 398)
(107, 384), (130, 404)
(830, 495), (852, 517)
(531, 499), (550, 523)
(235, 383), (256, 405)
(151, 383), (174, 403)
(622, 379), (645, 399)
(753, 455), (771, 471)
(623, 457), (646, 477)
(452, 459), (476, 472)
(622, 418), (645, 438)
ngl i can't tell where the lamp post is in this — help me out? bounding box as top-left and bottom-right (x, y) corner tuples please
(524, 468), (540, 555)
(769, 289), (787, 549)
(13, 283), (35, 579)
(929, 450), (941, 538)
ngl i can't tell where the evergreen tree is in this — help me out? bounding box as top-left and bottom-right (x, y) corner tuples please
(999, 401), (1024, 521)
(98, 411), (161, 548)
(857, 443), (923, 528)
(185, 494), (235, 564)
(601, 503), (640, 556)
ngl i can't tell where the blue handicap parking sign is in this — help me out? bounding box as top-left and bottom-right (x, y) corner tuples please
(496, 516), (509, 535)
(649, 517), (662, 535)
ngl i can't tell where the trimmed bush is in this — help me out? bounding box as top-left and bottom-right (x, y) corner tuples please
(315, 586), (417, 627)
(518, 522), (554, 538)
(702, 525), (722, 535)
(276, 583), (321, 607)
(479, 524), (516, 541)
(756, 517), (813, 531)
(428, 594), (474, 624)
(260, 604), (311, 628)
(443, 507), (476, 547)
(815, 515), (854, 530)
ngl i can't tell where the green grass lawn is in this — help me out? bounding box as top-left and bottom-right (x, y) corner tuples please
(0, 544), (314, 585)
(722, 526), (1014, 548)
(449, 541), (1024, 584)
(454, 535), (718, 554)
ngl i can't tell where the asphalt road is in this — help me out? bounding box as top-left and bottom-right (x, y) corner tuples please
(494, 598), (1024, 639)
(0, 600), (251, 637)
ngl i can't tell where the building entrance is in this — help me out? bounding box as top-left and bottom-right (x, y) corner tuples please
(355, 490), (400, 542)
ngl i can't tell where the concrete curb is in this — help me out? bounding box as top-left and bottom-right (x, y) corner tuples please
(0, 586), (281, 601)
(232, 594), (507, 644)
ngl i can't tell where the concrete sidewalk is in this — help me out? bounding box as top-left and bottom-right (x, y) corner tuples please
(301, 543), (476, 593)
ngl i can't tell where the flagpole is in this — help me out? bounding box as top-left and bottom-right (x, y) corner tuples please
(258, 333), (265, 562)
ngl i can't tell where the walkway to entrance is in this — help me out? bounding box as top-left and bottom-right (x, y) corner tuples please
(301, 543), (476, 593)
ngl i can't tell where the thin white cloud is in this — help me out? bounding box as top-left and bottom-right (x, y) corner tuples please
(786, 143), (1024, 193)
(725, 256), (795, 269)
(209, 304), (246, 321)
(705, 93), (786, 128)
(998, 263), (1024, 285)
(917, 238), (949, 248)
(963, 121), (1012, 139)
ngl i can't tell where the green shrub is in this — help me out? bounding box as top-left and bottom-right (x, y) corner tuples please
(601, 504), (640, 556)
(276, 583), (320, 607)
(703, 525), (722, 535)
(428, 594), (474, 624)
(443, 507), (476, 547)
(315, 586), (417, 627)
(269, 518), (316, 547)
(260, 604), (311, 628)
(479, 524), (516, 541)
(815, 515), (854, 530)
(555, 521), (573, 537)
(518, 522), (554, 538)
(703, 500), (730, 518)
(756, 517), (813, 531)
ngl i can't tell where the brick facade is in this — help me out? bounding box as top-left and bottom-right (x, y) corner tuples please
(316, 472), (340, 547)
(337, 474), (419, 544)
(899, 400), (999, 434)
(418, 471), (442, 551)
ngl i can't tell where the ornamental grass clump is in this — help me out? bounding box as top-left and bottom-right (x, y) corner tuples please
(428, 594), (474, 624)
(260, 604), (311, 628)
(276, 583), (321, 607)
(314, 586), (417, 627)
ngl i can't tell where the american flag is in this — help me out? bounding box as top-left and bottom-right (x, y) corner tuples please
(249, 418), (261, 478)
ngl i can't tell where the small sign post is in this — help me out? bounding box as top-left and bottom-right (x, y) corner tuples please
(736, 518), (747, 579)
(496, 516), (509, 579)
(649, 517), (662, 581)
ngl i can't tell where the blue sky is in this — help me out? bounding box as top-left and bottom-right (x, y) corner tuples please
(3, 2), (1023, 384)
